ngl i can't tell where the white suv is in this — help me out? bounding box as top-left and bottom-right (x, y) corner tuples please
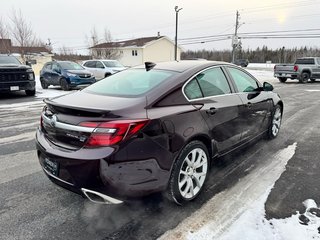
(82, 59), (126, 80)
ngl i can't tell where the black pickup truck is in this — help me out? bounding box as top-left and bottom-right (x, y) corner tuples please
(0, 55), (36, 96)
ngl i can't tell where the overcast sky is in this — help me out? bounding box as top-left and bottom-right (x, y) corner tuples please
(1, 0), (320, 53)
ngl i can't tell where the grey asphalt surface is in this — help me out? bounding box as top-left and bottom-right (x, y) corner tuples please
(0, 78), (320, 240)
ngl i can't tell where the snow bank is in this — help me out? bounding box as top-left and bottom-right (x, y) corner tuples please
(159, 143), (306, 240)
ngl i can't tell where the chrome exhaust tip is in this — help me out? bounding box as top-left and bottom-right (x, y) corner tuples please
(81, 188), (123, 205)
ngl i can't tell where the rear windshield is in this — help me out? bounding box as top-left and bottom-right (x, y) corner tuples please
(0, 56), (21, 65)
(295, 58), (315, 65)
(84, 69), (175, 97)
(59, 61), (84, 70)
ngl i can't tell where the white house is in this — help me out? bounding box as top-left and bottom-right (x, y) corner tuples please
(91, 36), (182, 67)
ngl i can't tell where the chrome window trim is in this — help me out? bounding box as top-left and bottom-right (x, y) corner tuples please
(42, 113), (95, 133)
(182, 65), (234, 102)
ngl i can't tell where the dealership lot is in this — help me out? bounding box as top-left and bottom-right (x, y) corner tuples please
(0, 69), (320, 240)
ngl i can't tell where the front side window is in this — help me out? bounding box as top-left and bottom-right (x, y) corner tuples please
(84, 69), (175, 97)
(84, 61), (95, 68)
(227, 67), (259, 93)
(96, 61), (104, 69)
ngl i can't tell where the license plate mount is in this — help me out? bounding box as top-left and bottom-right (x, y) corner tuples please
(10, 86), (19, 91)
(44, 158), (59, 176)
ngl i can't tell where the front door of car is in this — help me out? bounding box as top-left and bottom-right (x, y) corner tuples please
(184, 67), (243, 153)
(51, 63), (62, 85)
(225, 66), (272, 142)
(95, 61), (105, 79)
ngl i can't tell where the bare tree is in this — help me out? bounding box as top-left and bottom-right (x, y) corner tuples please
(9, 8), (45, 59)
(102, 27), (121, 59)
(0, 17), (10, 53)
(85, 26), (120, 59)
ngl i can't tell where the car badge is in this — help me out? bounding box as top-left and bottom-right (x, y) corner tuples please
(50, 115), (57, 127)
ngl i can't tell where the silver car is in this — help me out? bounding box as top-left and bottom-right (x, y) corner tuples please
(82, 59), (126, 80)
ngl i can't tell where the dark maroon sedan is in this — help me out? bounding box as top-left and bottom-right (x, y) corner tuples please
(36, 61), (283, 205)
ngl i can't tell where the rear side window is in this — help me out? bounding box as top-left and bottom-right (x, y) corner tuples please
(295, 58), (315, 65)
(84, 69), (175, 97)
(45, 63), (52, 70)
(227, 67), (259, 93)
(184, 79), (203, 100)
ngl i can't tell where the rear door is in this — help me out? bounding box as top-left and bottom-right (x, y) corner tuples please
(184, 66), (243, 153)
(225, 66), (272, 141)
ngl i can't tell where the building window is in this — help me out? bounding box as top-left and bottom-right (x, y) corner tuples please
(132, 50), (137, 56)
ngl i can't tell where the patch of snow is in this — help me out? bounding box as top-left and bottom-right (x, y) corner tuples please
(34, 76), (76, 99)
(159, 143), (301, 240)
(305, 89), (320, 92)
(0, 132), (35, 146)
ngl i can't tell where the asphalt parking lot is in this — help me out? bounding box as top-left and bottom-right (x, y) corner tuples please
(1, 74), (320, 240)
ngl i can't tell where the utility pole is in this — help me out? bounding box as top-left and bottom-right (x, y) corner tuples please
(231, 10), (240, 63)
(174, 6), (182, 61)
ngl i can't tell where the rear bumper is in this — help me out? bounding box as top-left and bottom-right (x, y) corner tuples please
(35, 128), (170, 200)
(274, 73), (298, 79)
(0, 80), (35, 92)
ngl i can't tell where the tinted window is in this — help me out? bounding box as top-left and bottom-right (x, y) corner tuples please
(96, 61), (104, 68)
(295, 58), (315, 65)
(52, 63), (60, 72)
(84, 61), (95, 68)
(197, 68), (231, 97)
(84, 69), (175, 97)
(227, 67), (259, 93)
(45, 63), (52, 70)
(184, 79), (203, 100)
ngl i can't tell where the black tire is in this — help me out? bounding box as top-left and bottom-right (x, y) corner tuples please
(167, 140), (209, 205)
(267, 104), (282, 139)
(40, 78), (49, 89)
(310, 78), (316, 82)
(299, 72), (310, 83)
(25, 89), (36, 96)
(60, 78), (70, 91)
(278, 77), (287, 83)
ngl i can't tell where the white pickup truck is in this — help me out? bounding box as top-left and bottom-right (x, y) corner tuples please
(274, 57), (320, 83)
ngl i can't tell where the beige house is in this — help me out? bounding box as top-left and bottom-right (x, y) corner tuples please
(91, 36), (182, 67)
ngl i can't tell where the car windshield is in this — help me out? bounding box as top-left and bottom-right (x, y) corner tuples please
(0, 56), (21, 65)
(84, 69), (175, 97)
(59, 61), (84, 70)
(102, 61), (124, 68)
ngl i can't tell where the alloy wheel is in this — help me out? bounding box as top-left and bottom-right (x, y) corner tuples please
(272, 107), (282, 136)
(178, 148), (208, 200)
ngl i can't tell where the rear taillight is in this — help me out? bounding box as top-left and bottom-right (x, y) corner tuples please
(79, 119), (149, 147)
(294, 65), (299, 72)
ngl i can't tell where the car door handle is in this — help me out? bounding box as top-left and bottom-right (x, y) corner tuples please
(246, 102), (252, 109)
(206, 107), (217, 115)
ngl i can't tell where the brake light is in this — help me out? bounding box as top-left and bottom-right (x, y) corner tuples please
(79, 119), (149, 147)
(294, 65), (298, 72)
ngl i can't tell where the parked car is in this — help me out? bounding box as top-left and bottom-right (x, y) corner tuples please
(274, 57), (320, 83)
(0, 54), (36, 96)
(36, 60), (283, 205)
(40, 61), (96, 91)
(234, 59), (249, 67)
(82, 59), (126, 80)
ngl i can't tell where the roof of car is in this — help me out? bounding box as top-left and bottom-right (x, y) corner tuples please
(133, 60), (233, 73)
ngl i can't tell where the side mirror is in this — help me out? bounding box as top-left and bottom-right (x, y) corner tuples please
(263, 82), (273, 91)
(26, 59), (37, 66)
(53, 68), (61, 74)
